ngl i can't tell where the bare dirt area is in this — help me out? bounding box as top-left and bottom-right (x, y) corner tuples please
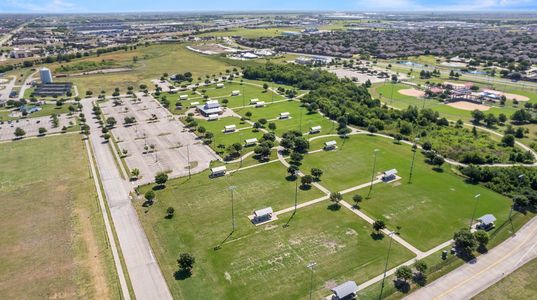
(399, 88), (425, 97)
(503, 92), (529, 102)
(447, 101), (491, 111)
(100, 93), (218, 184)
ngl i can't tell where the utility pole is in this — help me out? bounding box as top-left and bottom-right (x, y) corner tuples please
(367, 149), (380, 199)
(408, 138), (419, 184)
(229, 186), (237, 232)
(379, 231), (396, 300)
(306, 262), (317, 300)
(469, 194), (481, 229)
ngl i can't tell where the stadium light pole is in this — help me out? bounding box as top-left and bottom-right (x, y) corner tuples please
(379, 230), (397, 300)
(367, 149), (380, 199)
(306, 262), (317, 300)
(469, 194), (481, 229)
(294, 171), (299, 214)
(229, 186), (237, 232)
(408, 138), (420, 184)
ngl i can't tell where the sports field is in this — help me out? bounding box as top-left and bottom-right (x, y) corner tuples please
(136, 162), (414, 299)
(235, 100), (337, 136)
(0, 135), (119, 299)
(301, 135), (511, 251)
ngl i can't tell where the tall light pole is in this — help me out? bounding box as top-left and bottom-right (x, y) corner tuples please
(469, 194), (481, 229)
(408, 138), (419, 184)
(367, 149), (380, 199)
(379, 230), (396, 300)
(294, 171), (299, 214)
(229, 186), (237, 232)
(306, 262), (317, 300)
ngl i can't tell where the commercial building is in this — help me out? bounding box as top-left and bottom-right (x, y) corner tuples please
(39, 67), (53, 84)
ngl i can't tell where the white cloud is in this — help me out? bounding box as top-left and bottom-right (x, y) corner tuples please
(354, 0), (535, 11)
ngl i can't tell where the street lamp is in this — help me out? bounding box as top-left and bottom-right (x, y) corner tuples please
(408, 138), (420, 184)
(379, 230), (397, 300)
(306, 262), (317, 300)
(367, 149), (380, 199)
(294, 171), (299, 214)
(469, 194), (481, 229)
(229, 186), (237, 232)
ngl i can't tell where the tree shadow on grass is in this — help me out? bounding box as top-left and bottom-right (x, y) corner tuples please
(432, 167), (444, 173)
(394, 280), (411, 293)
(173, 269), (192, 280)
(370, 232), (385, 240)
(327, 203), (341, 211)
(152, 185), (166, 191)
(299, 184), (311, 191)
(285, 175), (298, 182)
(412, 273), (427, 287)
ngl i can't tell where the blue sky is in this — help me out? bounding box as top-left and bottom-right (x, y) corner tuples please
(1, 0), (537, 13)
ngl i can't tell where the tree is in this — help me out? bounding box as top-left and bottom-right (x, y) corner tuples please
(38, 127), (47, 135)
(301, 175), (314, 187)
(145, 190), (155, 203)
(311, 168), (323, 180)
(155, 172), (169, 186)
(131, 168), (140, 179)
(431, 155), (445, 169)
(453, 228), (477, 257)
(14, 127), (26, 138)
(471, 109), (485, 124)
(395, 266), (412, 283)
(329, 192), (342, 206)
(352, 194), (363, 207)
(245, 111), (252, 119)
(502, 134), (515, 147)
(474, 230), (489, 249)
(287, 165), (299, 177)
(372, 219), (386, 234)
(166, 207), (175, 218)
(414, 260), (428, 275)
(106, 116), (117, 127)
(177, 253), (195, 273)
(262, 83), (269, 91)
(268, 122), (276, 132)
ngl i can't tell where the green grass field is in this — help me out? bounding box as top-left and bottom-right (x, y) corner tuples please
(301, 135), (512, 251)
(235, 100), (337, 136)
(198, 27), (305, 38)
(0, 135), (119, 299)
(202, 81), (285, 108)
(136, 162), (414, 299)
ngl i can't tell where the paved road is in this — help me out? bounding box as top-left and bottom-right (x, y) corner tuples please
(405, 216), (537, 300)
(82, 99), (173, 300)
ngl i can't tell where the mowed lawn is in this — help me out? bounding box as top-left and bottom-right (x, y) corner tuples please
(202, 81), (285, 108)
(136, 162), (414, 299)
(235, 100), (337, 136)
(0, 135), (118, 299)
(195, 116), (264, 155)
(301, 135), (512, 251)
(474, 257), (537, 300)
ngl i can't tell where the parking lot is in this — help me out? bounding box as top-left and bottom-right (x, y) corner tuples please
(100, 93), (218, 184)
(0, 114), (75, 141)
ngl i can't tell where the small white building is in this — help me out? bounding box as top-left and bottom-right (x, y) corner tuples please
(244, 138), (258, 146)
(231, 90), (240, 96)
(255, 101), (265, 108)
(210, 166), (227, 177)
(216, 83), (225, 88)
(382, 169), (398, 182)
(331, 281), (358, 300)
(324, 140), (337, 150)
(252, 207), (273, 223)
(310, 126), (321, 134)
(250, 98), (259, 104)
(208, 114), (219, 121)
(224, 124), (237, 132)
(179, 95), (189, 100)
(279, 112), (290, 119)
(190, 101), (200, 107)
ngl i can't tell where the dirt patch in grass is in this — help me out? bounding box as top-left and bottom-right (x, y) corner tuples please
(399, 88), (425, 97)
(447, 101), (490, 111)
